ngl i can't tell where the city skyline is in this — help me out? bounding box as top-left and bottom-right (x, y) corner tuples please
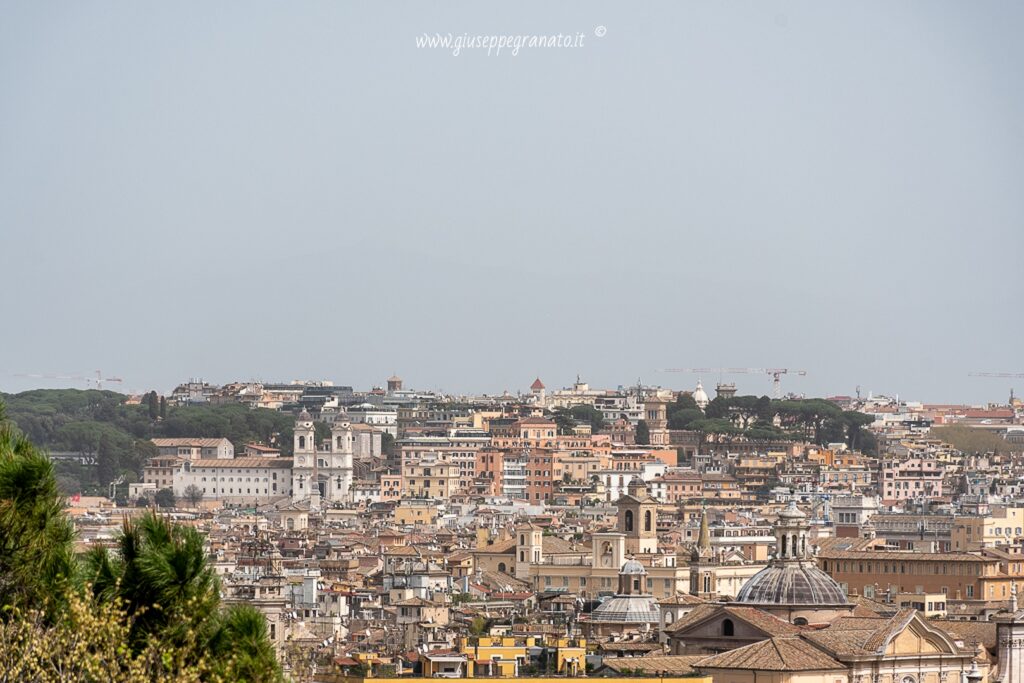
(2, 1), (1021, 404)
(2, 368), (1020, 406)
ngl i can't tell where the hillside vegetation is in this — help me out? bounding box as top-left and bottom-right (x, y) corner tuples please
(0, 389), (294, 494)
(930, 424), (1016, 455)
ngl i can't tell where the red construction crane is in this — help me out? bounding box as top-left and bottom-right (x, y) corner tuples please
(659, 367), (807, 399)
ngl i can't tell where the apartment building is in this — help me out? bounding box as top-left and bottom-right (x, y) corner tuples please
(952, 508), (1024, 551)
(403, 455), (460, 500)
(818, 547), (1006, 601)
(880, 457), (945, 503)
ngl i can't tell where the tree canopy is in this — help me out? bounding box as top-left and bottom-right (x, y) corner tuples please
(662, 393), (878, 453)
(0, 389), (295, 493)
(0, 399), (282, 681)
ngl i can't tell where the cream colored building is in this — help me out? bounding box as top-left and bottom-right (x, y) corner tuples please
(951, 508), (1024, 551)
(472, 480), (764, 600)
(403, 454), (460, 500)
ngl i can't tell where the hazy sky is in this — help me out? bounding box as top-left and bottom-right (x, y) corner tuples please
(1, 2), (1021, 403)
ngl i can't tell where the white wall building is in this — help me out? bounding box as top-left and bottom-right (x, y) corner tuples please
(172, 457), (292, 505)
(347, 403), (398, 437)
(151, 437), (234, 460)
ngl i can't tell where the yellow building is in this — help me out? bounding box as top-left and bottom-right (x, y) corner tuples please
(453, 635), (587, 677)
(394, 498), (440, 526)
(951, 508), (1024, 551)
(403, 457), (460, 500)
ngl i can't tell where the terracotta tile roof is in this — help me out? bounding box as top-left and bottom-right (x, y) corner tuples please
(803, 610), (950, 658)
(151, 438), (231, 448)
(849, 595), (898, 617)
(818, 548), (989, 562)
(473, 538), (516, 555)
(601, 655), (704, 675)
(392, 596), (439, 607)
(186, 457), (293, 469)
(657, 593), (706, 606)
(933, 619), (997, 653)
(596, 642), (665, 653)
(663, 604), (802, 637)
(697, 637), (844, 671)
(516, 417), (556, 425)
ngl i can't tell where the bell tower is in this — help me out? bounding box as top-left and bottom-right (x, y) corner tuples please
(618, 477), (658, 555)
(292, 409), (316, 503)
(689, 507), (719, 600)
(515, 522), (543, 581)
(644, 396), (670, 446)
(328, 412), (354, 503)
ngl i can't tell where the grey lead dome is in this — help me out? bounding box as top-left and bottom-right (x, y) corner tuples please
(734, 562), (848, 606)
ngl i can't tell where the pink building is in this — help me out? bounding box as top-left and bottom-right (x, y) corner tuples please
(881, 458), (944, 503)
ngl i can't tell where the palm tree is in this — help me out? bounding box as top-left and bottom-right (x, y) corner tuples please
(0, 402), (76, 619)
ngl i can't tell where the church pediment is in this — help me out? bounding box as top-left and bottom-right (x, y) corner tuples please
(875, 611), (961, 656)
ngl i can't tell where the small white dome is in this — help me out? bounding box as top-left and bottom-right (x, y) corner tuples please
(693, 380), (710, 409)
(620, 558), (647, 575)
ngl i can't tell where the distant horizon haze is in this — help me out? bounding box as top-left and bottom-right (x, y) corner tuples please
(1, 2), (1021, 405)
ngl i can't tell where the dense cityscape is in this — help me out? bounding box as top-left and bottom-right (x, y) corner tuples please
(3, 2), (1021, 682)
(3, 373), (1024, 681)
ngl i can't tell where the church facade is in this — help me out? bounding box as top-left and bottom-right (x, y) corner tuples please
(291, 409), (354, 508)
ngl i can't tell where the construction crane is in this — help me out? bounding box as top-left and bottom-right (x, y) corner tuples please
(969, 372), (1023, 405)
(658, 367), (807, 399)
(13, 370), (123, 390)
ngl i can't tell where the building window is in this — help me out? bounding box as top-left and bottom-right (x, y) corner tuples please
(625, 510), (634, 532)
(722, 619), (734, 637)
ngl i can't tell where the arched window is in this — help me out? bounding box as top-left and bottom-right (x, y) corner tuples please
(722, 619), (734, 637)
(644, 510), (652, 532)
(665, 611), (675, 624)
(625, 510), (634, 532)
(519, 551), (525, 561)
(703, 575), (711, 593)
(498, 562), (507, 573)
(792, 534), (798, 557)
(520, 534), (526, 545)
(781, 534), (788, 557)
(793, 617), (808, 626)
(298, 435), (306, 449)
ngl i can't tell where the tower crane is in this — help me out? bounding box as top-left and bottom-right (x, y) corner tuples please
(658, 367), (807, 399)
(969, 372), (1024, 405)
(12, 370), (123, 390)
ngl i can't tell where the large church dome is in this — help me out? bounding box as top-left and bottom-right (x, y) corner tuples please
(734, 562), (848, 605)
(733, 501), (848, 609)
